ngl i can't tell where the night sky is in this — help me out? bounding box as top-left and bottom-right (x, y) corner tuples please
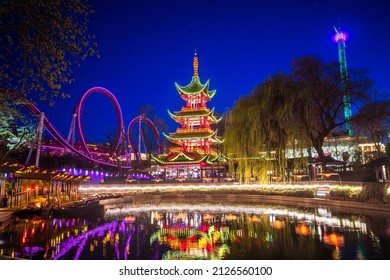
(36, 0), (390, 142)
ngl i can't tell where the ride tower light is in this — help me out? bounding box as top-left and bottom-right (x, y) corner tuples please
(334, 27), (353, 136)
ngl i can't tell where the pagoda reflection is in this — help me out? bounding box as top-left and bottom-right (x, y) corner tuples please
(0, 203), (383, 260)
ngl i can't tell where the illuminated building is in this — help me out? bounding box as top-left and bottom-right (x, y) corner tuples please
(285, 132), (386, 167)
(153, 51), (226, 179)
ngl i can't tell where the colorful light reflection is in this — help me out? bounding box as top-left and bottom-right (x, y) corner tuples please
(296, 224), (310, 236)
(323, 232), (344, 248)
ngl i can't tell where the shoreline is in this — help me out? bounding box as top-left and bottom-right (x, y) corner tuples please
(127, 192), (390, 215)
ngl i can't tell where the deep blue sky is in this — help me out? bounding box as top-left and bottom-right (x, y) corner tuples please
(37, 0), (390, 142)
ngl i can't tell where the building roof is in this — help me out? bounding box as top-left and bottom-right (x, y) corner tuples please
(152, 152), (209, 165)
(0, 163), (91, 182)
(163, 129), (223, 142)
(175, 77), (216, 99)
(167, 107), (222, 123)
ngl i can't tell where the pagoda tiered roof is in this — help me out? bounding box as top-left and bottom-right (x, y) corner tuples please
(167, 107), (222, 124)
(175, 77), (216, 100)
(163, 129), (224, 143)
(153, 148), (227, 165)
(152, 151), (209, 165)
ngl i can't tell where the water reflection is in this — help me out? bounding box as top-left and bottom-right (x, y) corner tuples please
(1, 202), (390, 260)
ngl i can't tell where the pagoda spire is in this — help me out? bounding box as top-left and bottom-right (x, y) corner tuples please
(193, 50), (198, 77)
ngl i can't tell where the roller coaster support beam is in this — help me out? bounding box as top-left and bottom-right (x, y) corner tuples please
(66, 113), (77, 152)
(26, 112), (45, 167)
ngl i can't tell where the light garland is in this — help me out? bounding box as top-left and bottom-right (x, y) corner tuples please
(78, 182), (338, 194)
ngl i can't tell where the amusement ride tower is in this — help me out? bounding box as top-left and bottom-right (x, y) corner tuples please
(334, 26), (353, 136)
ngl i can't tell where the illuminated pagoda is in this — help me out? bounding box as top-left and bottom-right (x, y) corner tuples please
(153, 51), (226, 180)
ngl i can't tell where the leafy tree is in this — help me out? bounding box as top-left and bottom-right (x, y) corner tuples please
(352, 100), (390, 159)
(0, 0), (98, 164)
(223, 95), (257, 182)
(0, 94), (37, 163)
(214, 109), (229, 138)
(290, 56), (373, 163)
(224, 55), (383, 181)
(0, 0), (98, 104)
(223, 74), (304, 183)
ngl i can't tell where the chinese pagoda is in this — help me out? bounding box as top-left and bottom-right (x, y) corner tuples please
(153, 51), (226, 180)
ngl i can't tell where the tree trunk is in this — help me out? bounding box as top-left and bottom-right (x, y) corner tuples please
(312, 137), (326, 170)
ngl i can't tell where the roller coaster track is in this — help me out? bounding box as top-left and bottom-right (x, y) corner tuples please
(75, 87), (124, 158)
(13, 87), (161, 169)
(127, 115), (162, 162)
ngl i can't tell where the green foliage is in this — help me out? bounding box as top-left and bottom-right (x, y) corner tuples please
(329, 186), (361, 200)
(0, 0), (99, 104)
(223, 74), (309, 183)
(0, 0), (98, 164)
(123, 184), (317, 198)
(255, 186), (316, 198)
(352, 101), (390, 159)
(0, 94), (37, 162)
(328, 184), (388, 203)
(223, 55), (381, 180)
(357, 182), (386, 203)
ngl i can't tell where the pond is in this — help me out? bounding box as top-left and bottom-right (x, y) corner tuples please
(1, 198), (390, 260)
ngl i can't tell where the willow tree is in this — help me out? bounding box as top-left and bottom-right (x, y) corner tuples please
(223, 74), (308, 183)
(223, 96), (259, 183)
(224, 55), (377, 180)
